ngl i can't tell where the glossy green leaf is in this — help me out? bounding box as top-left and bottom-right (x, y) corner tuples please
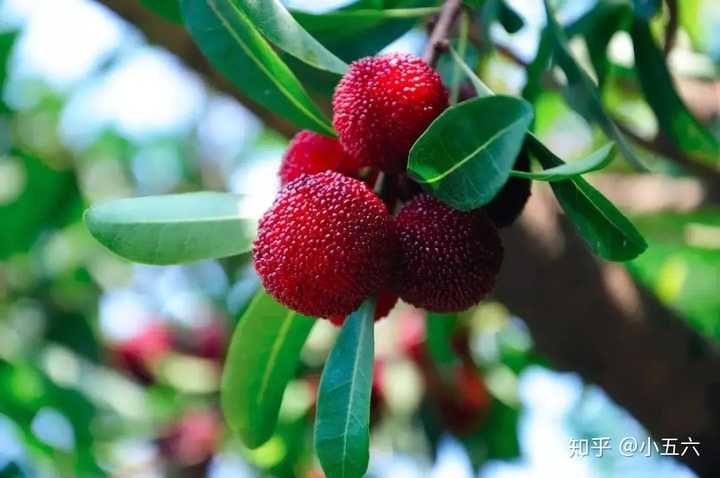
(295, 0), (434, 62)
(449, 47), (493, 97)
(181, 0), (334, 135)
(237, 0), (347, 75)
(222, 291), (315, 448)
(511, 143), (615, 181)
(315, 300), (375, 478)
(438, 34), (642, 260)
(528, 135), (647, 261)
(426, 313), (459, 366)
(567, 2), (630, 88)
(292, 7), (438, 36)
(140, 0), (183, 23)
(631, 18), (719, 163)
(542, 0), (646, 171)
(84, 192), (257, 265)
(409, 95), (533, 210)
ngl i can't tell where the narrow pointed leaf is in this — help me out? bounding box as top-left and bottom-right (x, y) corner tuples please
(449, 47), (493, 97)
(409, 96), (533, 210)
(222, 291), (315, 448)
(294, 0), (435, 62)
(237, 0), (347, 75)
(542, 0), (646, 171)
(293, 7), (439, 34)
(449, 36), (644, 260)
(181, 0), (334, 135)
(631, 18), (719, 163)
(315, 300), (375, 478)
(511, 143), (615, 181)
(527, 135), (647, 261)
(84, 192), (256, 265)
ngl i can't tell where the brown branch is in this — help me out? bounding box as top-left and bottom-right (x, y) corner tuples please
(424, 0), (463, 66)
(495, 191), (720, 477)
(615, 121), (720, 201)
(93, 0), (298, 138)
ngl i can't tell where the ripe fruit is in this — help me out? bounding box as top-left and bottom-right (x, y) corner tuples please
(279, 130), (356, 186)
(394, 194), (503, 312)
(484, 149), (531, 227)
(333, 53), (449, 173)
(253, 171), (397, 319)
(115, 323), (172, 384)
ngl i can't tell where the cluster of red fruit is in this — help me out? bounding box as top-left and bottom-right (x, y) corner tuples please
(253, 53), (530, 324)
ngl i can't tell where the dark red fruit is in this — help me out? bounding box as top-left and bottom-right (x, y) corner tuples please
(394, 194), (503, 312)
(115, 323), (172, 384)
(333, 53), (448, 173)
(279, 130), (357, 186)
(484, 149), (531, 227)
(157, 410), (221, 466)
(253, 171), (397, 319)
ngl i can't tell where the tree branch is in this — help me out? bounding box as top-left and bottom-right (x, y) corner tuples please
(495, 191), (720, 477)
(93, 0), (298, 138)
(424, 0), (463, 66)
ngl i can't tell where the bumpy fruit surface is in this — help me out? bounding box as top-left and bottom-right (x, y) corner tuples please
(253, 171), (397, 319)
(333, 53), (448, 173)
(279, 130), (355, 186)
(484, 150), (531, 227)
(394, 194), (503, 312)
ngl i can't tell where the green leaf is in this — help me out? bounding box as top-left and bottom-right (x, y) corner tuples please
(409, 95), (533, 210)
(139, 0), (183, 23)
(528, 135), (647, 261)
(426, 313), (459, 366)
(448, 35), (645, 261)
(630, 18), (720, 163)
(221, 291), (315, 448)
(567, 2), (631, 88)
(84, 192), (257, 265)
(0, 150), (78, 258)
(181, 0), (334, 135)
(511, 143), (615, 181)
(449, 47), (493, 97)
(236, 0), (347, 75)
(292, 7), (438, 37)
(631, 0), (661, 19)
(315, 300), (375, 478)
(295, 0), (434, 62)
(542, 0), (646, 171)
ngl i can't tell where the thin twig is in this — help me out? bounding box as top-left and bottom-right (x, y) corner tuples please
(615, 121), (720, 196)
(424, 0), (463, 66)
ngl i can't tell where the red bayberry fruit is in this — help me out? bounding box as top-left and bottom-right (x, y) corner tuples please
(394, 194), (503, 312)
(279, 130), (358, 186)
(333, 53), (448, 173)
(484, 149), (531, 227)
(115, 323), (172, 384)
(253, 171), (397, 319)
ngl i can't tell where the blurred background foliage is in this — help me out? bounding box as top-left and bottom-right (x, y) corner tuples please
(0, 0), (718, 477)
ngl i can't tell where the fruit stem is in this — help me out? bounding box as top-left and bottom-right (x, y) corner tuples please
(424, 0), (464, 67)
